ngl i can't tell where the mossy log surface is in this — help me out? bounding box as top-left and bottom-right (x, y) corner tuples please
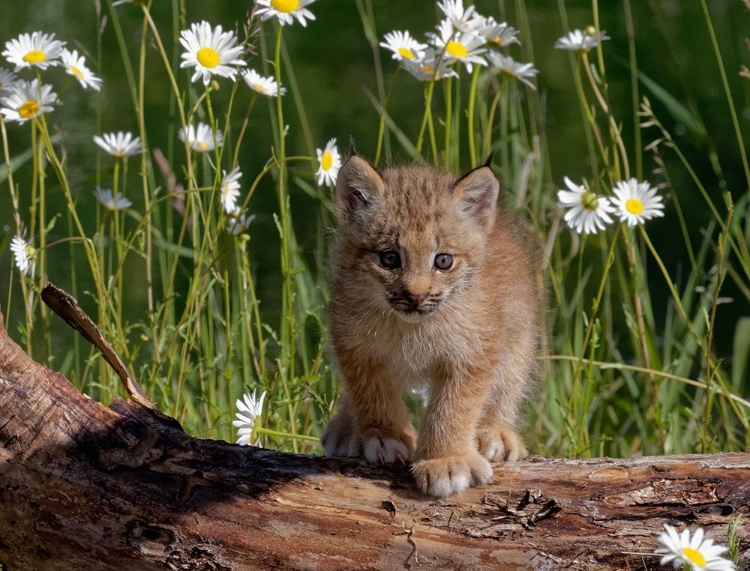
(0, 308), (748, 570)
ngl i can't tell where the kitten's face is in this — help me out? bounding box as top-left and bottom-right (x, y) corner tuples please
(335, 158), (499, 323)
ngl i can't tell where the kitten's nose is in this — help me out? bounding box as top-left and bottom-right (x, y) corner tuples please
(408, 292), (429, 307)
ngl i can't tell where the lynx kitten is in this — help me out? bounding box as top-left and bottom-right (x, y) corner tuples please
(322, 155), (544, 497)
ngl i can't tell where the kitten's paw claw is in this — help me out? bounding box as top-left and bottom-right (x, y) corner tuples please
(364, 436), (412, 464)
(476, 425), (528, 462)
(411, 452), (492, 498)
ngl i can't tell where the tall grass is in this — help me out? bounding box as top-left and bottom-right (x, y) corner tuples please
(1, 0), (748, 458)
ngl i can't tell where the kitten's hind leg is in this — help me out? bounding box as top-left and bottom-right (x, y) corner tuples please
(475, 365), (534, 462)
(321, 393), (360, 458)
(475, 424), (528, 462)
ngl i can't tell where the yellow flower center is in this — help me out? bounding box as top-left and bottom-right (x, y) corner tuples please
(446, 41), (468, 58)
(398, 47), (415, 60)
(199, 142), (208, 151)
(625, 198), (644, 215)
(251, 83), (268, 94)
(19, 100), (39, 119)
(585, 25), (598, 37)
(23, 50), (47, 64)
(271, 0), (299, 12)
(70, 65), (84, 79)
(197, 47), (220, 68)
(321, 151), (333, 172)
(492, 36), (502, 46)
(681, 548), (707, 568)
(421, 65), (434, 73)
(581, 191), (599, 211)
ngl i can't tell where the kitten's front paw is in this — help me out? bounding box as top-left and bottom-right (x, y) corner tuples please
(476, 425), (528, 462)
(361, 427), (416, 464)
(411, 451), (492, 497)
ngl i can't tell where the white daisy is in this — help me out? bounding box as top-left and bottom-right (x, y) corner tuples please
(93, 131), (142, 158)
(437, 0), (483, 33)
(611, 178), (665, 227)
(655, 524), (735, 571)
(178, 122), (223, 153)
(93, 187), (132, 211)
(255, 0), (317, 27)
(427, 18), (487, 73)
(380, 31), (428, 63)
(60, 49), (102, 91)
(0, 79), (57, 124)
(557, 177), (615, 235)
(485, 52), (538, 90)
(402, 48), (458, 82)
(220, 166), (242, 213)
(226, 208), (256, 235)
(179, 21), (246, 86)
(555, 27), (610, 53)
(476, 16), (520, 47)
(2, 31), (65, 72)
(316, 138), (341, 187)
(241, 69), (286, 97)
(233, 389), (267, 446)
(0, 68), (17, 93)
(10, 235), (35, 277)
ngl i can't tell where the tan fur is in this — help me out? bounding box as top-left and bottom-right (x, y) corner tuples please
(322, 156), (544, 497)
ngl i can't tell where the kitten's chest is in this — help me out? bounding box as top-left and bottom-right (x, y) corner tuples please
(371, 315), (479, 378)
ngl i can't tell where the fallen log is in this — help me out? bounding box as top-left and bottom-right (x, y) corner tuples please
(0, 304), (748, 570)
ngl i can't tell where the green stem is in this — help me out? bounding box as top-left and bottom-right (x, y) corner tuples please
(574, 56), (612, 185)
(256, 427), (319, 443)
(113, 160), (123, 323)
(374, 64), (400, 167)
(233, 94), (259, 168)
(443, 74), (453, 169)
(273, 24), (299, 450)
(483, 82), (503, 159)
(699, 0), (750, 191)
(137, 10), (158, 361)
(582, 52), (630, 180)
(33, 121), (48, 358)
(413, 80), (436, 163)
(467, 65), (481, 168)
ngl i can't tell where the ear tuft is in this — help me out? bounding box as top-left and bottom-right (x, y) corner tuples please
(348, 136), (359, 158)
(452, 166), (500, 231)
(335, 155), (384, 225)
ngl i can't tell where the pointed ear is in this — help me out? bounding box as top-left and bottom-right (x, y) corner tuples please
(452, 166), (500, 231)
(335, 155), (384, 225)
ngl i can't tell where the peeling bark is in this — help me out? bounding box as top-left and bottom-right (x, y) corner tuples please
(0, 308), (748, 570)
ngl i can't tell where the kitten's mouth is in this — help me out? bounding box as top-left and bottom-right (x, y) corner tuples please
(388, 297), (439, 319)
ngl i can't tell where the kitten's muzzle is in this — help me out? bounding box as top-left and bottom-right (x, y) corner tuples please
(389, 290), (437, 315)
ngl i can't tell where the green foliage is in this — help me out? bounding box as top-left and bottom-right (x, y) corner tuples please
(0, 0), (748, 459)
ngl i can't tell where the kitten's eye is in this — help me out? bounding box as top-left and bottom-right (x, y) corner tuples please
(434, 253), (454, 271)
(379, 250), (401, 270)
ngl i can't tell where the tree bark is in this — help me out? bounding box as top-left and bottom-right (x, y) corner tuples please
(0, 308), (748, 570)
